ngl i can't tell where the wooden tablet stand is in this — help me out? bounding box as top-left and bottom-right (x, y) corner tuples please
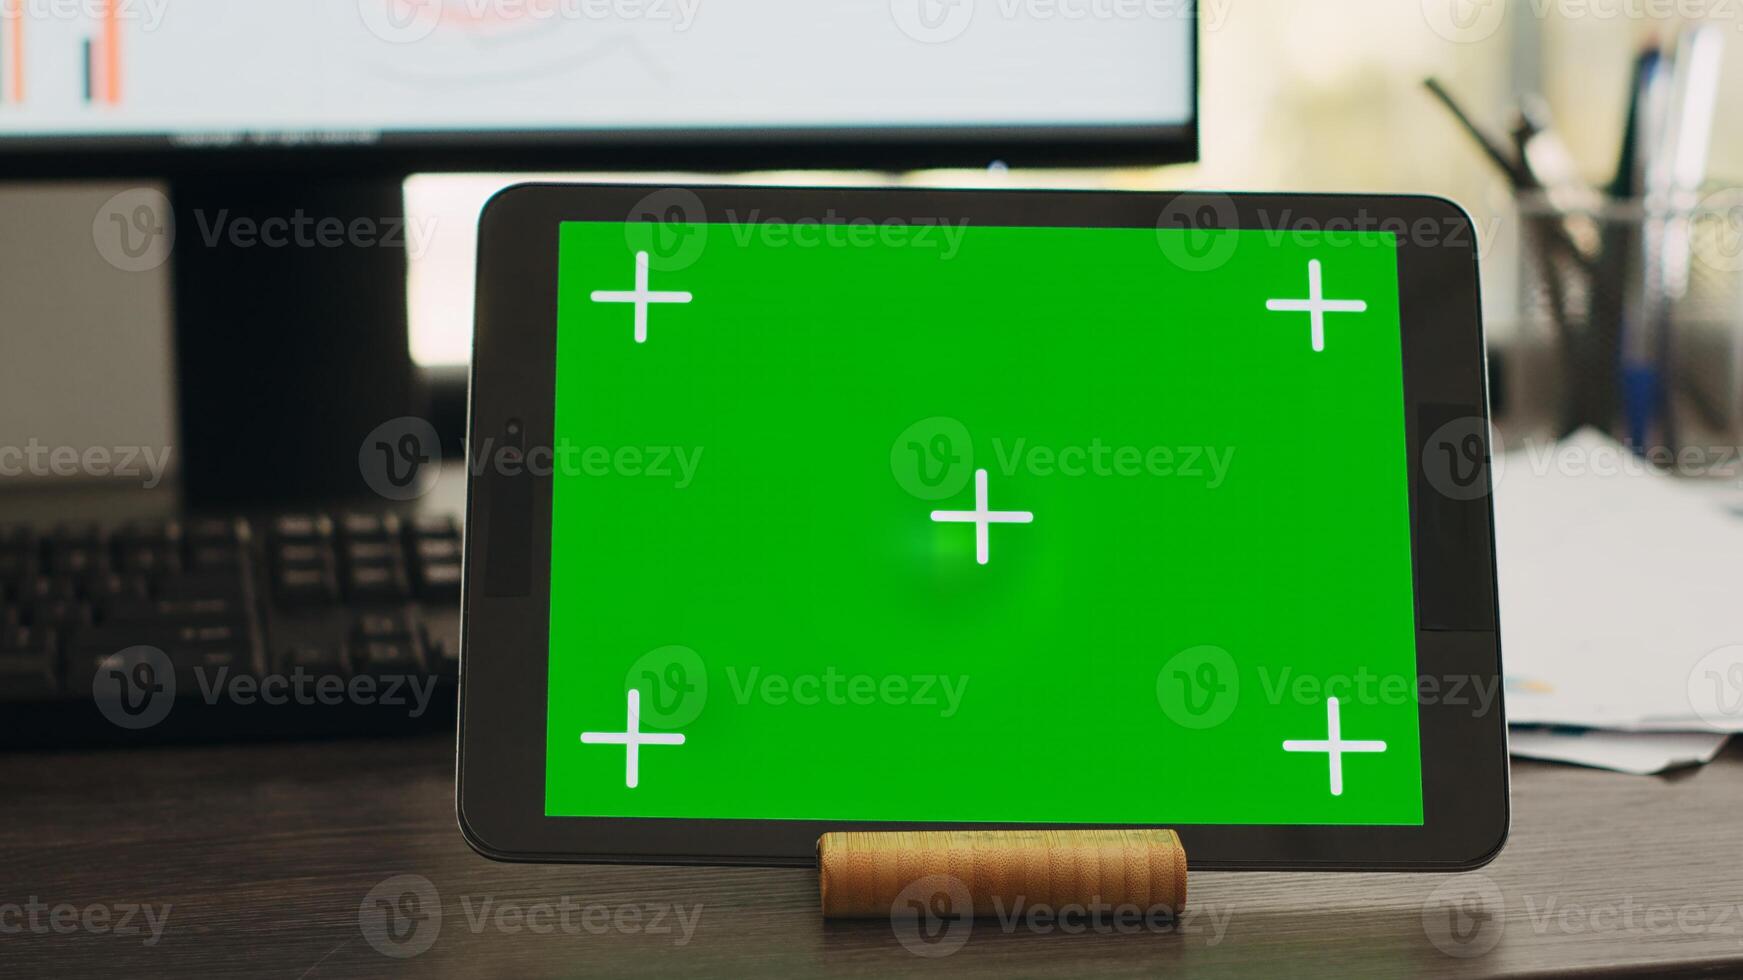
(816, 829), (1188, 919)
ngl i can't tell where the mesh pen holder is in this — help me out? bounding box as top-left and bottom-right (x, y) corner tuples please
(1515, 187), (1743, 464)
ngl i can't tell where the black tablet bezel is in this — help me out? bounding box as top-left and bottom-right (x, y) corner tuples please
(457, 183), (1508, 871)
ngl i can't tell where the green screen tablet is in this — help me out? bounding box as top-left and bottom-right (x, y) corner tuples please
(546, 222), (1419, 825)
(457, 185), (1507, 870)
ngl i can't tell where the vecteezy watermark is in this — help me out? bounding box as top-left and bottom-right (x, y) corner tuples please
(1156, 192), (1241, 272)
(191, 668), (440, 718)
(467, 437), (705, 490)
(92, 188), (175, 273)
(1516, 894), (1743, 937)
(727, 666), (970, 718)
(91, 190), (440, 272)
(889, 416), (1235, 500)
(618, 192), (973, 272)
(1422, 875), (1506, 958)
(720, 209), (970, 260)
(360, 875), (443, 958)
(888, 874), (1228, 958)
(0, 897), (171, 947)
(1418, 0), (1510, 43)
(891, 416), (976, 500)
(620, 645), (969, 724)
(14, 0), (170, 31)
(357, 0), (703, 45)
(358, 874), (703, 959)
(890, 875), (974, 957)
(627, 644), (709, 728)
(1431, 431), (1743, 501)
(188, 209), (439, 260)
(1156, 645), (1503, 731)
(1419, 421), (1743, 501)
(360, 417), (443, 502)
(1424, 872), (1743, 959)
(1421, 416), (1502, 502)
(0, 440), (174, 489)
(92, 647), (176, 730)
(90, 647), (441, 731)
(1255, 666), (1501, 718)
(1155, 197), (1500, 273)
(1254, 206), (1495, 256)
(1423, 0), (1743, 44)
(889, 0), (1228, 45)
(1692, 188), (1743, 274)
(1156, 644), (1240, 729)
(627, 187), (709, 271)
(1688, 644), (1743, 730)
(990, 438), (1235, 488)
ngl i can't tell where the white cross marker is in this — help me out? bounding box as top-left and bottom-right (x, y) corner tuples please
(580, 689), (685, 789)
(930, 468), (1034, 566)
(590, 250), (694, 344)
(1264, 259), (1368, 352)
(1282, 696), (1387, 796)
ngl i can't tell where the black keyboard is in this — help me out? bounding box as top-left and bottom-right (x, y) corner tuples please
(0, 512), (461, 747)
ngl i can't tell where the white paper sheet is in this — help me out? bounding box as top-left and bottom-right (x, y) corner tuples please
(1509, 728), (1731, 775)
(1495, 430), (1743, 733)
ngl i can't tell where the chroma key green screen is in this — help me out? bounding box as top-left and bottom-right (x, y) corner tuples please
(545, 218), (1423, 826)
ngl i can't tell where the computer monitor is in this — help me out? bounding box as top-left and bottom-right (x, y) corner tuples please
(0, 1), (1199, 505)
(0, 1), (1197, 171)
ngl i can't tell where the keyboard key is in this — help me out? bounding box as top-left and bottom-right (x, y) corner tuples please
(276, 542), (330, 566)
(414, 537), (461, 563)
(285, 644), (346, 675)
(355, 613), (411, 639)
(157, 573), (246, 601)
(173, 648), (242, 687)
(29, 576), (79, 602)
(409, 515), (459, 539)
(340, 513), (399, 540)
(0, 550), (39, 584)
(0, 526), (36, 552)
(273, 514), (332, 541)
(0, 650), (60, 698)
(2, 625), (56, 653)
(344, 541), (400, 565)
(91, 572), (152, 602)
(45, 545), (104, 577)
(79, 648), (239, 698)
(417, 562), (461, 601)
(26, 599), (93, 629)
(50, 523), (101, 547)
(356, 640), (420, 675)
(101, 597), (235, 624)
(186, 518), (246, 546)
(117, 545), (180, 576)
(276, 566), (337, 605)
(68, 618), (249, 695)
(115, 520), (182, 548)
(188, 545), (244, 571)
(423, 621), (460, 677)
(68, 622), (244, 656)
(346, 564), (408, 602)
(174, 623), (238, 645)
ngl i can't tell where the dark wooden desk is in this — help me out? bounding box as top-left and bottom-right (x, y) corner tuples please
(4, 734), (1741, 978)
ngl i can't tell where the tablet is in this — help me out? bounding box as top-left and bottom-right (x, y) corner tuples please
(457, 184), (1508, 871)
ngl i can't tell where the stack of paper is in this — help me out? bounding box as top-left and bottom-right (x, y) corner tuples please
(1495, 430), (1740, 773)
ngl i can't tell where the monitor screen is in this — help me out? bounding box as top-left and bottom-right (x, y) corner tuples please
(0, 0), (1196, 159)
(541, 216), (1423, 826)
